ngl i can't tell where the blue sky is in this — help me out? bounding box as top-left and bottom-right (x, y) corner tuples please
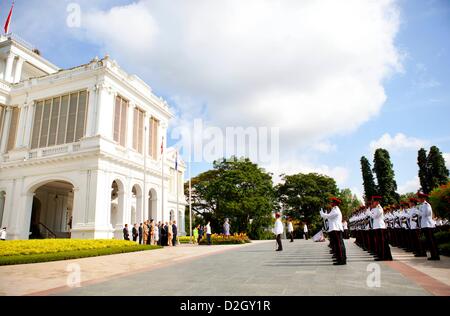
(4, 0), (450, 199)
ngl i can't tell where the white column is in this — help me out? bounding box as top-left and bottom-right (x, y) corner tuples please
(4, 53), (15, 82)
(0, 191), (6, 227)
(85, 86), (97, 137)
(95, 84), (114, 138)
(13, 57), (24, 83)
(8, 178), (34, 240)
(0, 108), (12, 153)
(15, 105), (27, 148)
(23, 103), (34, 148)
(142, 113), (148, 224)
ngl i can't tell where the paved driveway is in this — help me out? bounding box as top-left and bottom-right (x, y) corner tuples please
(60, 239), (433, 296)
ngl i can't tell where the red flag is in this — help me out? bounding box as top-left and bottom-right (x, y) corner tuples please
(4, 1), (14, 34)
(161, 137), (164, 155)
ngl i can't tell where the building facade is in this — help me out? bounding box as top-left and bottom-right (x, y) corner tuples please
(0, 34), (186, 240)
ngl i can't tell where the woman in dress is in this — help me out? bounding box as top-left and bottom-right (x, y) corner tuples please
(223, 219), (231, 237)
(167, 221), (173, 246)
(150, 220), (155, 245)
(153, 222), (159, 245)
(193, 225), (199, 245)
(143, 220), (149, 245)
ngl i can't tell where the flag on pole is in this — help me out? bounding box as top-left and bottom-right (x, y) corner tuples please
(161, 137), (164, 155)
(4, 1), (14, 34)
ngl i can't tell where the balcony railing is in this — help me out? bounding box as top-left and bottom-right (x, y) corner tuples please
(2, 137), (170, 174)
(6, 33), (35, 51)
(26, 142), (83, 160)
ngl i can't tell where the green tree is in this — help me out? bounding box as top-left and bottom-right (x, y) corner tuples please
(276, 173), (339, 234)
(399, 192), (417, 202)
(428, 146), (449, 190)
(373, 148), (399, 206)
(185, 157), (276, 239)
(418, 148), (432, 194)
(338, 188), (362, 220)
(360, 156), (378, 203)
(429, 182), (450, 220)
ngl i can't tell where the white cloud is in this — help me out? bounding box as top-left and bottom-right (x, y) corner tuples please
(78, 0), (401, 149)
(312, 141), (337, 153)
(398, 177), (420, 195)
(83, 2), (158, 61)
(266, 157), (349, 187)
(370, 133), (428, 153)
(12, 0), (403, 191)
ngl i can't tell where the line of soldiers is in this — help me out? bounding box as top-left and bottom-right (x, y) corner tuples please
(349, 192), (441, 261)
(320, 197), (347, 265)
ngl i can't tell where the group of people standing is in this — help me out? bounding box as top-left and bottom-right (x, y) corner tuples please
(123, 220), (178, 247)
(192, 220), (228, 245)
(287, 218), (309, 243)
(193, 222), (212, 245)
(274, 192), (444, 266)
(273, 216), (310, 251)
(349, 192), (442, 261)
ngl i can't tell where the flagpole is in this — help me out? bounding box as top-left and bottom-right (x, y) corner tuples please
(176, 150), (179, 234)
(161, 137), (165, 223)
(189, 159), (193, 244)
(143, 125), (147, 223)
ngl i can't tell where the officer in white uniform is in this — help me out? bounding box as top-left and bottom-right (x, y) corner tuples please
(407, 199), (426, 257)
(274, 213), (284, 251)
(287, 218), (294, 242)
(368, 196), (392, 261)
(320, 198), (346, 265)
(0, 227), (6, 241)
(417, 193), (440, 260)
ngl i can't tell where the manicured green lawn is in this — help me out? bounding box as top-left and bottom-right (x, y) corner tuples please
(0, 239), (161, 266)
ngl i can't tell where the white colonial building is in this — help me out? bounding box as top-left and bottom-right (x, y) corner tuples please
(0, 34), (186, 240)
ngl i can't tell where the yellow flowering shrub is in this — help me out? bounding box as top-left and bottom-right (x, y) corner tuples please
(0, 239), (143, 257)
(178, 236), (193, 244)
(199, 233), (251, 245)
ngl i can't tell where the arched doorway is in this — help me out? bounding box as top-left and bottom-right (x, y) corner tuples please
(30, 181), (74, 239)
(111, 180), (125, 239)
(148, 188), (157, 221)
(29, 197), (41, 239)
(131, 185), (142, 225)
(0, 191), (5, 228)
(170, 210), (175, 222)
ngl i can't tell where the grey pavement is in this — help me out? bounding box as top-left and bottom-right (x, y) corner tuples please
(60, 239), (431, 296)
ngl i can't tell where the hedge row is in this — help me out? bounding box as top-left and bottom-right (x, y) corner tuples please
(0, 245), (160, 266)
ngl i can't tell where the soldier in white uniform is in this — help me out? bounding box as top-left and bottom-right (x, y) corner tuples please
(0, 227), (6, 241)
(320, 197), (346, 265)
(368, 196), (392, 261)
(406, 198), (425, 257)
(417, 193), (440, 260)
(287, 218), (294, 242)
(274, 213), (284, 251)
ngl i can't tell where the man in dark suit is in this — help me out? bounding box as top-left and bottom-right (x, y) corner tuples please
(123, 224), (130, 241)
(138, 223), (143, 244)
(160, 223), (167, 247)
(172, 220), (178, 246)
(146, 221), (152, 245)
(164, 222), (169, 246)
(132, 224), (138, 242)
